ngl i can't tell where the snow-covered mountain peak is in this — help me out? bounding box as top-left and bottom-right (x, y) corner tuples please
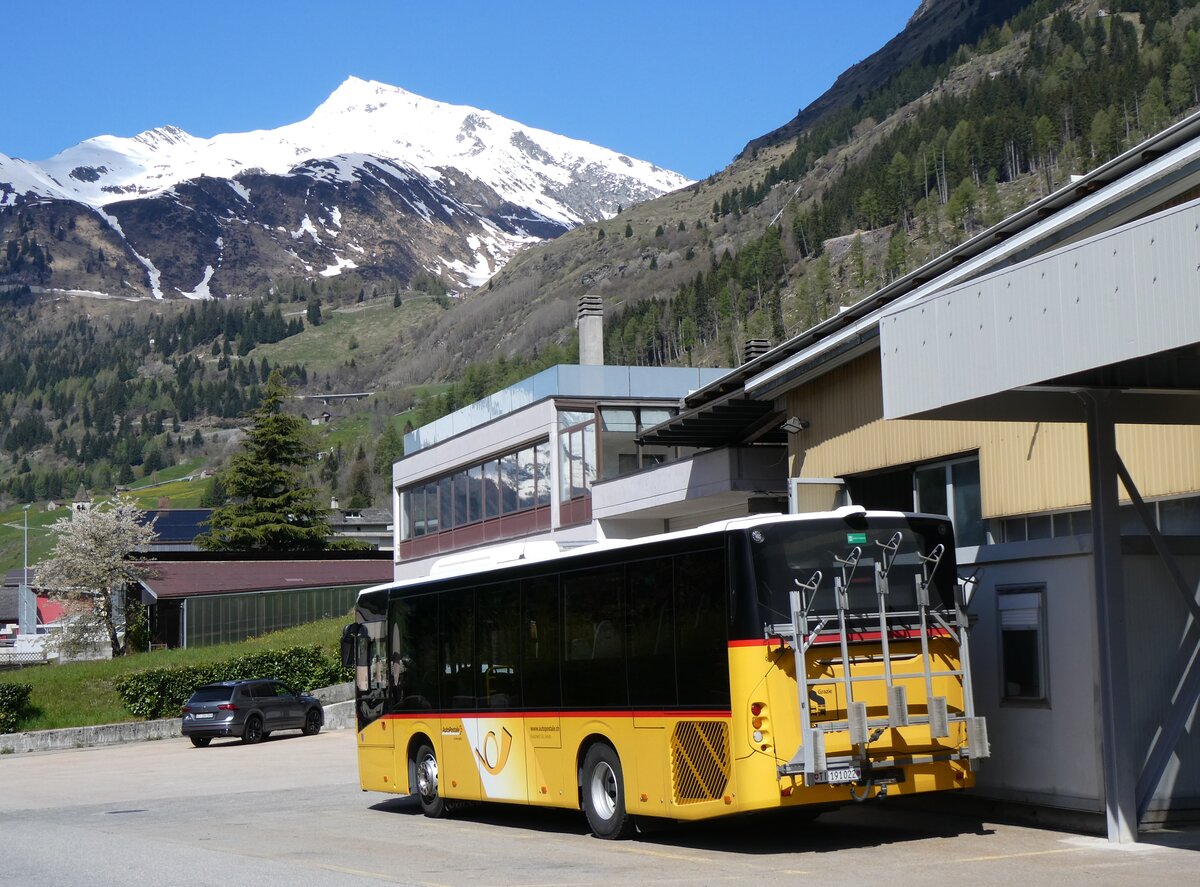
(6, 78), (690, 221)
(1, 79), (692, 299)
(316, 76), (421, 112)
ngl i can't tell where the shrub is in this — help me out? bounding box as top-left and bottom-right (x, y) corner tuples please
(0, 683), (33, 733)
(114, 645), (351, 719)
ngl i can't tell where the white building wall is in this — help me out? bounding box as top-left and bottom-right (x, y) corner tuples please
(966, 538), (1200, 817)
(967, 541), (1102, 813)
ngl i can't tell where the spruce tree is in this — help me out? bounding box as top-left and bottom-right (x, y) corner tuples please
(198, 369), (329, 550)
(374, 423), (405, 477)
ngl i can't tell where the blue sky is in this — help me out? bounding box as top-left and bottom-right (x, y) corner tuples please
(1, 1), (916, 180)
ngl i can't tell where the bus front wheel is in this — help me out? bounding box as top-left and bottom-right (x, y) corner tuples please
(414, 742), (446, 818)
(581, 743), (634, 839)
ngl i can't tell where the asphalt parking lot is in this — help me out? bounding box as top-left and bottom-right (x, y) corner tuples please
(2, 729), (1197, 886)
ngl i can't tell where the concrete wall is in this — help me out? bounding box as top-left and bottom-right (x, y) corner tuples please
(966, 539), (1101, 814)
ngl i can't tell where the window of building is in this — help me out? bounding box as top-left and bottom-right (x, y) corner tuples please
(1002, 495), (1200, 544)
(998, 586), (1048, 703)
(535, 441), (551, 507)
(399, 439), (553, 541)
(559, 409), (595, 502)
(913, 456), (984, 546)
(598, 405), (684, 480)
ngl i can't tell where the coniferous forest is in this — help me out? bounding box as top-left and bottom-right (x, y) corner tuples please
(602, 0), (1200, 367)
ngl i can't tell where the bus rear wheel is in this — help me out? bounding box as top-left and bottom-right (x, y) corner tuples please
(414, 742), (447, 818)
(581, 743), (634, 839)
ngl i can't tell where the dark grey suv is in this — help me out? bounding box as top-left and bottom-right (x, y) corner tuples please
(181, 679), (324, 747)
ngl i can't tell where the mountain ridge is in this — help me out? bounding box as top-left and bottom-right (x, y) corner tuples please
(0, 77), (691, 298)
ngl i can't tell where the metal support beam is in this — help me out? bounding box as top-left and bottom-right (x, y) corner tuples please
(1084, 392), (1138, 843)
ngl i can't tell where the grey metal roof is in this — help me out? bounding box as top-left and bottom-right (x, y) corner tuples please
(879, 195), (1200, 423)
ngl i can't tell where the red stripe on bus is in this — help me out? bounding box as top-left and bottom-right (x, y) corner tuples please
(730, 627), (951, 648)
(379, 709), (732, 721)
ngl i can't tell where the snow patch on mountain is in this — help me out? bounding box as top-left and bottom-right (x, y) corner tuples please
(319, 255), (358, 277)
(178, 265), (215, 299)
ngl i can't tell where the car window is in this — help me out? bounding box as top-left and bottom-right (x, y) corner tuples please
(252, 683), (278, 699)
(189, 687), (233, 703)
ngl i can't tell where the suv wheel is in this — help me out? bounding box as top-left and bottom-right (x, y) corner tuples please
(242, 715), (264, 744)
(302, 708), (322, 736)
(190, 736), (212, 748)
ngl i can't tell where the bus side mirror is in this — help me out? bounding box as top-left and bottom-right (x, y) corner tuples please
(340, 623), (361, 668)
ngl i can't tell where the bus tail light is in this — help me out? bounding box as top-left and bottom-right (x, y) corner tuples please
(750, 702), (770, 750)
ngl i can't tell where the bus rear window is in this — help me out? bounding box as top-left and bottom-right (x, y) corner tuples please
(748, 517), (956, 630)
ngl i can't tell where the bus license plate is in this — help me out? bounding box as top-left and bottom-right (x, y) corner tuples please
(814, 767), (861, 785)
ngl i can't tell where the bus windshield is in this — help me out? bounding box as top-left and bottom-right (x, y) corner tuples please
(747, 517), (956, 630)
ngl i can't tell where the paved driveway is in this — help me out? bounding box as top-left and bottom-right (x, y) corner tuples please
(2, 730), (1197, 886)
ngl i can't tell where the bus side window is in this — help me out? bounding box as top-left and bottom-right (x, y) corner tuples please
(522, 575), (560, 708)
(476, 581), (521, 709)
(627, 556), (676, 708)
(562, 565), (625, 708)
(675, 549), (731, 707)
(440, 591), (476, 710)
(392, 594), (439, 710)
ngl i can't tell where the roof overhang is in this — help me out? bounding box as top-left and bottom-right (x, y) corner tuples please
(638, 392), (785, 448)
(879, 195), (1200, 423)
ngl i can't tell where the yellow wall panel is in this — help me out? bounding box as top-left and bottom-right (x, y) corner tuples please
(786, 351), (1200, 518)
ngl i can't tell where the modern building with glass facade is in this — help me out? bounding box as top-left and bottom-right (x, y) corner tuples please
(391, 363), (736, 579)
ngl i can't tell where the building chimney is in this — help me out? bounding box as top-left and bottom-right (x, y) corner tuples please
(577, 294), (604, 366)
(743, 339), (771, 364)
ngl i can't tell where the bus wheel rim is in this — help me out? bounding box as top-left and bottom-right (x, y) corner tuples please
(589, 761), (617, 819)
(418, 754), (438, 799)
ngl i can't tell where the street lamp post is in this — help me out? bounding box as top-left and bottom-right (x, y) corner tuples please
(18, 504), (32, 636)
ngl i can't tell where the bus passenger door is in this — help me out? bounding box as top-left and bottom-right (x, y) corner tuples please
(521, 576), (564, 806)
(354, 619), (395, 792)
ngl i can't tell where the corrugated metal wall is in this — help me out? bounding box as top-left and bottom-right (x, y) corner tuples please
(788, 351), (1200, 518)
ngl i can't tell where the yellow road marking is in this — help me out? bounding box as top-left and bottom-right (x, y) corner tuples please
(951, 847), (1088, 863)
(311, 861), (452, 885)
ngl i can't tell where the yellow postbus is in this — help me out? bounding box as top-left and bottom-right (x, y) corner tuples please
(341, 508), (988, 838)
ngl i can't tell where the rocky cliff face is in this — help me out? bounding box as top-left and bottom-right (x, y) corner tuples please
(740, 0), (1030, 160)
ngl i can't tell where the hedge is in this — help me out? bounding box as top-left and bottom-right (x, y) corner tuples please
(115, 645), (351, 720)
(0, 683), (33, 734)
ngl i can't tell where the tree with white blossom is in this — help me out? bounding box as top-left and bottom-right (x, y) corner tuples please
(36, 496), (157, 658)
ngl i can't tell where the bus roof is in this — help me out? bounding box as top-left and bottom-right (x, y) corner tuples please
(356, 506), (936, 602)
